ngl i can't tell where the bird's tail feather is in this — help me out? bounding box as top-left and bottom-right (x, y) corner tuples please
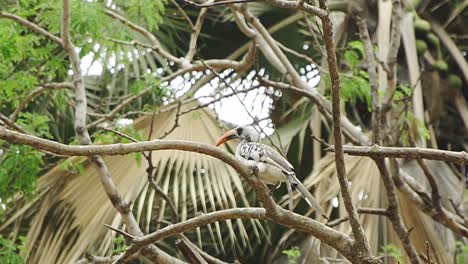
(288, 174), (327, 218)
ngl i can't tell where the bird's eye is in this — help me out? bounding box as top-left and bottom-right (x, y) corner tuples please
(236, 127), (243, 135)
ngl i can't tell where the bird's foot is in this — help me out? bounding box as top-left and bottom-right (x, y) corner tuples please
(268, 183), (282, 196)
(248, 165), (259, 175)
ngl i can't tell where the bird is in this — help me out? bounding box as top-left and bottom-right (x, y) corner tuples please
(215, 125), (327, 217)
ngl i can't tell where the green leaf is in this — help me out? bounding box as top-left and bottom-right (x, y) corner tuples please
(344, 50), (360, 70)
(0, 145), (43, 202)
(380, 244), (404, 264)
(348, 40), (365, 57)
(282, 246), (301, 264)
(17, 113), (52, 139)
(58, 159), (84, 175)
(112, 236), (128, 254)
(340, 75), (371, 110)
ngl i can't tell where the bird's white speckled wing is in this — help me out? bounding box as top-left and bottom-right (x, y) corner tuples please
(238, 142), (294, 174)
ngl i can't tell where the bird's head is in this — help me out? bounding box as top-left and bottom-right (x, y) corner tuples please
(215, 126), (259, 146)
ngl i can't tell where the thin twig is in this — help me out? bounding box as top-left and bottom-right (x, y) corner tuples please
(104, 224), (136, 239)
(175, 238), (207, 264)
(325, 144), (468, 164)
(200, 59), (285, 154)
(10, 83), (73, 122)
(158, 101), (182, 139)
(171, 0), (195, 30)
(182, 0), (256, 8)
(327, 207), (390, 227)
(102, 128), (139, 143)
(355, 15), (381, 144)
(185, 3), (210, 62)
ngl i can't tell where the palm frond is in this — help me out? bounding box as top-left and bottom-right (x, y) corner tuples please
(1, 101), (266, 263)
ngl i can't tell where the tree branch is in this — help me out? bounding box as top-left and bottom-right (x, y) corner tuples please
(0, 126), (358, 261)
(355, 15), (381, 144)
(60, 2), (184, 263)
(373, 158), (421, 264)
(185, 2), (210, 62)
(326, 145), (468, 164)
(183, 0), (256, 8)
(113, 208), (267, 263)
(313, 0), (373, 258)
(258, 78), (370, 146)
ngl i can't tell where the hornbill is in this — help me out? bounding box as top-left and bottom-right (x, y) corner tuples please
(216, 125), (327, 217)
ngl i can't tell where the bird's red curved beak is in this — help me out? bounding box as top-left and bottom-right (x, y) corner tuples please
(215, 129), (239, 146)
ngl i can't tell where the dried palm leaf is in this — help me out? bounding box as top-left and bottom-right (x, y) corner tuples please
(1, 101), (265, 263)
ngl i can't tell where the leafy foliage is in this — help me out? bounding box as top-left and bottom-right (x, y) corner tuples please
(112, 236), (128, 254)
(0, 235), (28, 264)
(340, 40), (371, 109)
(380, 244), (404, 264)
(113, 0), (166, 31)
(282, 246), (301, 264)
(0, 144), (44, 202)
(58, 159), (85, 175)
(17, 113), (52, 138)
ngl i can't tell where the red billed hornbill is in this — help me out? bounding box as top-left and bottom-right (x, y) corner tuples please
(216, 126), (326, 217)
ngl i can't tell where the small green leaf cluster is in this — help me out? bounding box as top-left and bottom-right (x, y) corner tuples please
(394, 84), (430, 145)
(58, 159), (85, 175)
(0, 235), (28, 264)
(380, 244), (404, 263)
(282, 246), (301, 264)
(112, 236), (128, 254)
(114, 0), (166, 31)
(340, 41), (371, 110)
(0, 144), (44, 202)
(17, 113), (52, 139)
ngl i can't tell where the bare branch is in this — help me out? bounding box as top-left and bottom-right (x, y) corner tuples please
(175, 238), (207, 264)
(114, 208), (266, 263)
(171, 0), (195, 29)
(185, 3), (210, 62)
(87, 52), (255, 129)
(0, 126), (357, 261)
(327, 207), (390, 227)
(394, 164), (468, 237)
(262, 0), (328, 18)
(158, 101), (182, 139)
(0, 113), (29, 134)
(416, 158), (443, 212)
(326, 145), (468, 164)
(373, 158), (421, 264)
(305, 0), (374, 256)
(148, 176), (179, 223)
(258, 78), (371, 146)
(383, 0), (402, 111)
(102, 128), (139, 143)
(356, 15), (381, 144)
(59, 2), (184, 262)
(182, 0), (256, 8)
(104, 224), (135, 239)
